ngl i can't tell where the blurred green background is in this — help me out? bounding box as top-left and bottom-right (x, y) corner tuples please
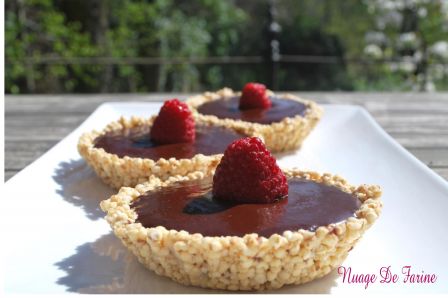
(5, 0), (448, 93)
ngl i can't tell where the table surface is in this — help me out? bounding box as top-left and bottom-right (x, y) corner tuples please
(5, 92), (448, 181)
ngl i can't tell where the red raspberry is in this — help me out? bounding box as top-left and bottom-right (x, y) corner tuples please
(239, 82), (272, 110)
(213, 137), (288, 204)
(150, 99), (195, 144)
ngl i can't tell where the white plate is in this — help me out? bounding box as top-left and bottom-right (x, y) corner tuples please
(3, 102), (448, 294)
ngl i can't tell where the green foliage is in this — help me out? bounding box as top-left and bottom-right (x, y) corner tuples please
(5, 0), (448, 93)
(6, 0), (99, 93)
(5, 10), (24, 94)
(154, 0), (247, 91)
(362, 0), (448, 91)
(105, 0), (159, 92)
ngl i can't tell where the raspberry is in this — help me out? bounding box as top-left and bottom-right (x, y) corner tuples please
(150, 99), (195, 144)
(239, 82), (272, 110)
(213, 137), (288, 204)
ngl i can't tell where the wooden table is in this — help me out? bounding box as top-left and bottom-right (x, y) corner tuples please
(5, 93), (448, 181)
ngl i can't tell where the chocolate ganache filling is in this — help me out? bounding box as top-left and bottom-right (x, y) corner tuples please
(197, 96), (308, 124)
(94, 125), (246, 160)
(131, 177), (361, 237)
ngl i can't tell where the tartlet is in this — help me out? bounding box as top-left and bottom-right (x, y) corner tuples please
(187, 88), (323, 152)
(78, 116), (258, 189)
(100, 169), (382, 291)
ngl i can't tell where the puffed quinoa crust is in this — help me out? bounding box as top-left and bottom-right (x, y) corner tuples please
(78, 116), (260, 189)
(186, 88), (323, 152)
(100, 169), (382, 291)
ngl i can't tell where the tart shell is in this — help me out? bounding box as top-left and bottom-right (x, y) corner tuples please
(78, 116), (259, 189)
(100, 169), (382, 291)
(186, 88), (323, 152)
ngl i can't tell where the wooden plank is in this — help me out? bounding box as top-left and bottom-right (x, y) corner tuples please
(390, 134), (448, 148)
(5, 114), (86, 141)
(380, 126), (448, 134)
(373, 114), (448, 125)
(394, 137), (448, 148)
(364, 103), (448, 115)
(7, 94), (447, 116)
(295, 92), (448, 104)
(5, 170), (17, 182)
(4, 94), (181, 114)
(407, 148), (448, 167)
(5, 140), (58, 170)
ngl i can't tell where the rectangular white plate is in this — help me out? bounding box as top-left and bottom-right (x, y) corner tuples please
(3, 102), (448, 294)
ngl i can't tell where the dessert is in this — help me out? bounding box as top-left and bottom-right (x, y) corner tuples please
(78, 99), (257, 189)
(101, 137), (382, 291)
(187, 83), (323, 152)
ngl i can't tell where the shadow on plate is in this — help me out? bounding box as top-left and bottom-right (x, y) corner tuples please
(54, 233), (226, 294)
(54, 233), (338, 294)
(52, 159), (114, 221)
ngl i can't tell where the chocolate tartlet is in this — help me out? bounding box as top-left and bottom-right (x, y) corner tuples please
(187, 88), (323, 152)
(78, 116), (256, 189)
(101, 169), (382, 291)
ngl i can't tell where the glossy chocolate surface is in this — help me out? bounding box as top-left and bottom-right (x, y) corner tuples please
(94, 125), (246, 160)
(197, 96), (308, 124)
(131, 177), (361, 237)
